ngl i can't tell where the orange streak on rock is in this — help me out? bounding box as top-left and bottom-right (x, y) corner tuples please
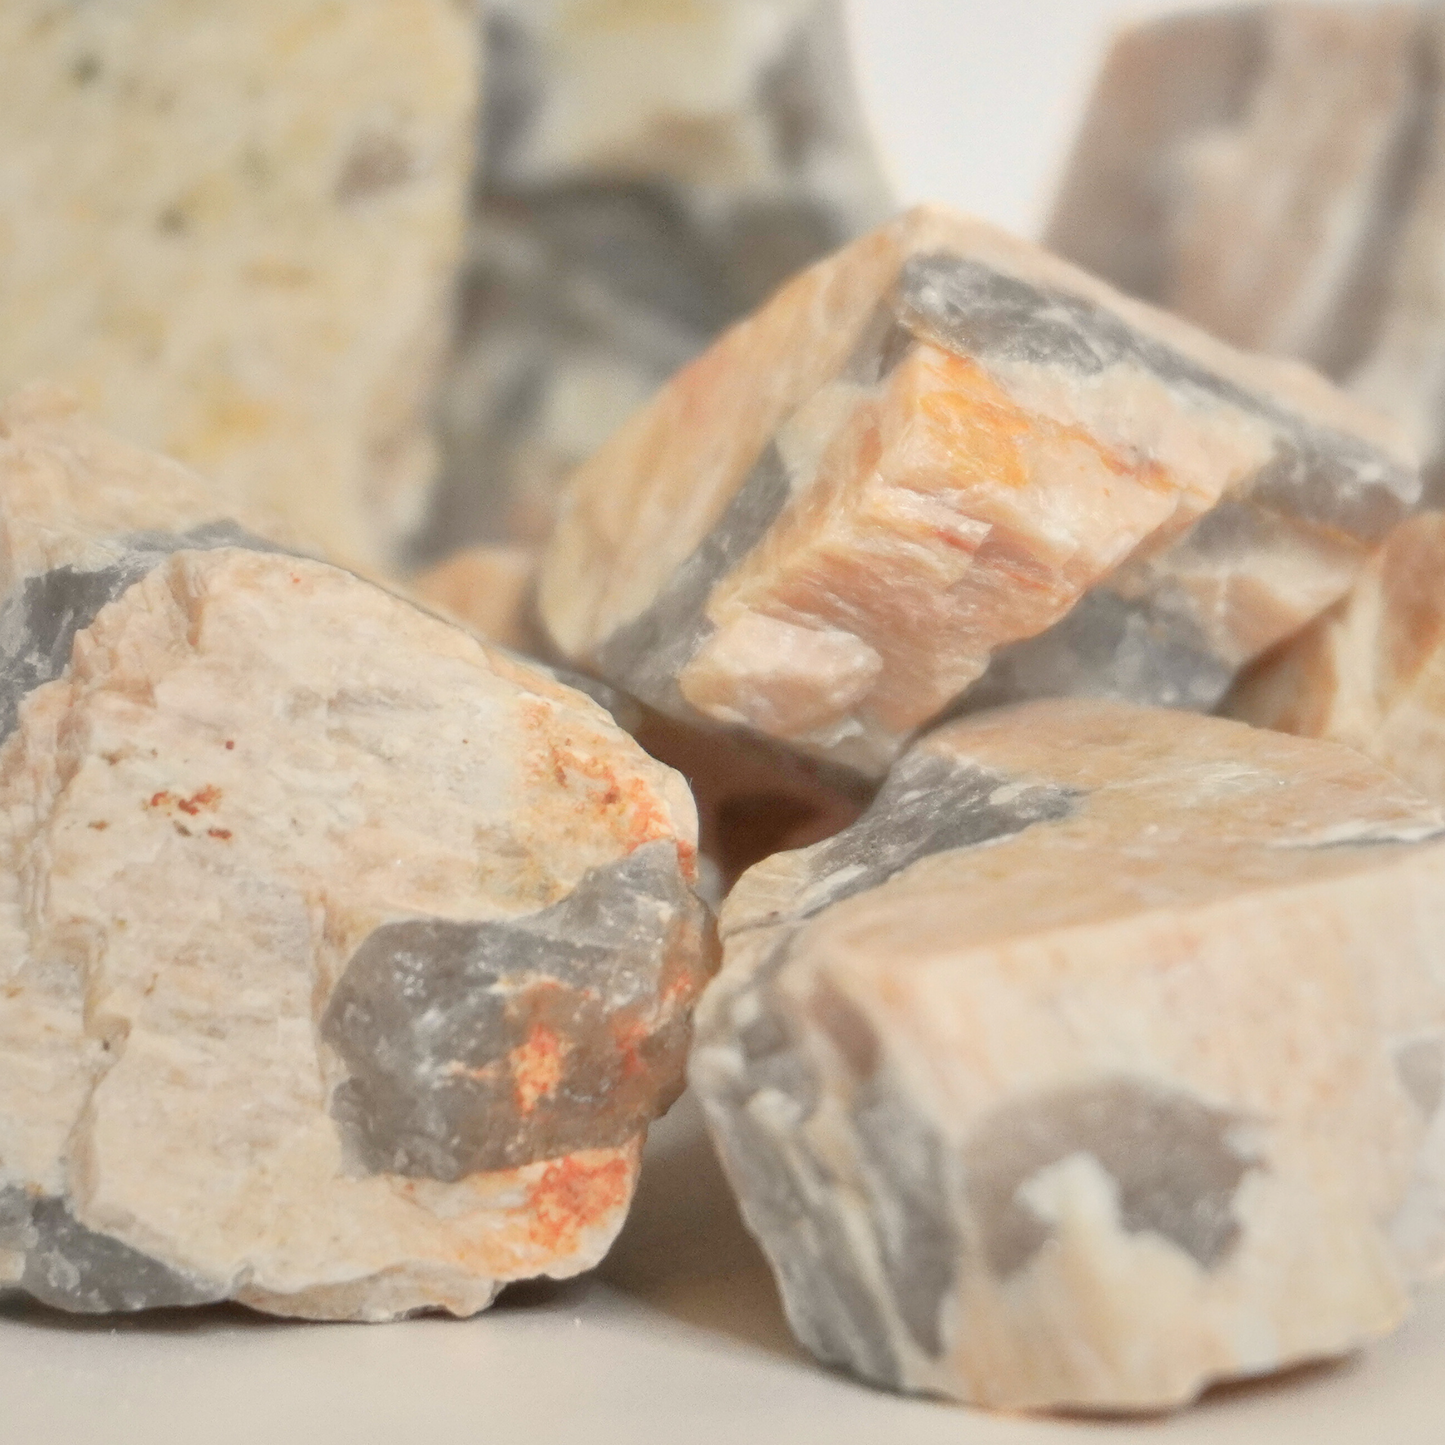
(525, 1153), (632, 1255)
(510, 1023), (568, 1115)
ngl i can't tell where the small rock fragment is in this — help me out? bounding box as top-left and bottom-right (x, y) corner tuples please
(422, 0), (891, 552)
(691, 699), (1445, 1412)
(540, 204), (1417, 779)
(1228, 511), (1445, 802)
(0, 391), (712, 1320)
(0, 0), (480, 569)
(1047, 2), (1445, 497)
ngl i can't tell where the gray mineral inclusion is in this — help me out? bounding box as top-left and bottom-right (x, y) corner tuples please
(0, 520), (289, 741)
(1, 1187), (224, 1313)
(962, 1077), (1260, 1277)
(324, 841), (704, 1180)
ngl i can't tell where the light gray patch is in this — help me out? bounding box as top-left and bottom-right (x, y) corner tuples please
(839, 300), (916, 387)
(852, 1080), (958, 1358)
(957, 588), (1235, 716)
(894, 252), (1418, 541)
(324, 841), (706, 1180)
(962, 1077), (1259, 1278)
(6, 1194), (224, 1314)
(778, 749), (1078, 924)
(0, 521), (291, 742)
(334, 131), (414, 204)
(1396, 1037), (1445, 1118)
(595, 444), (794, 712)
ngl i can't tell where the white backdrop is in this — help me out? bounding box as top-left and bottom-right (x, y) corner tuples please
(844, 0), (1394, 235)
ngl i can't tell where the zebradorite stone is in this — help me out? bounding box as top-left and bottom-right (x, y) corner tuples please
(540, 205), (1416, 779)
(692, 699), (1445, 1411)
(0, 390), (713, 1321)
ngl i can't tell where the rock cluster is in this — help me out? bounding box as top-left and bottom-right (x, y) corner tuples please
(0, 390), (712, 1321)
(8, 1), (1445, 1424)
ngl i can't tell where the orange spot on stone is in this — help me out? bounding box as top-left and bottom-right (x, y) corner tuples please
(87, 820), (108, 831)
(208, 828), (232, 841)
(525, 1154), (632, 1254)
(177, 785), (222, 816)
(511, 1024), (568, 1115)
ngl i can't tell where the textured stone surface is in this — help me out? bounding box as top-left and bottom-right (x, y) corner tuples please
(421, 0), (890, 554)
(1048, 2), (1445, 498)
(1228, 511), (1445, 802)
(0, 0), (479, 570)
(691, 699), (1445, 1412)
(0, 392), (712, 1320)
(540, 203), (1417, 779)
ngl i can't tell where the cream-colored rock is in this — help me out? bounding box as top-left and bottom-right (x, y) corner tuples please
(424, 0), (891, 552)
(1048, 3), (1445, 497)
(691, 699), (1445, 1413)
(1228, 512), (1445, 801)
(540, 203), (1417, 779)
(0, 0), (479, 570)
(0, 394), (712, 1320)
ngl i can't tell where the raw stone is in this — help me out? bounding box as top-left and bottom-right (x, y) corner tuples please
(411, 545), (546, 657)
(539, 203), (1417, 781)
(1047, 2), (1445, 498)
(0, 389), (713, 1321)
(1228, 511), (1445, 802)
(421, 0), (891, 554)
(691, 699), (1445, 1413)
(0, 0), (480, 570)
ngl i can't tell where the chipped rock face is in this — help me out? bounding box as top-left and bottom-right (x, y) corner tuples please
(1047, 3), (1445, 498)
(540, 204), (1417, 780)
(690, 699), (1445, 1412)
(0, 0), (479, 570)
(420, 0), (891, 554)
(0, 394), (713, 1321)
(1228, 511), (1445, 803)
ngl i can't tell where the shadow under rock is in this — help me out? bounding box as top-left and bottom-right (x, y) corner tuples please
(597, 1090), (802, 1363)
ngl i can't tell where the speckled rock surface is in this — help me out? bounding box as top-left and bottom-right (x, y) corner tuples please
(421, 0), (890, 554)
(0, 391), (713, 1321)
(1228, 511), (1445, 802)
(1047, 2), (1445, 498)
(540, 203), (1417, 780)
(691, 699), (1445, 1412)
(0, 0), (479, 570)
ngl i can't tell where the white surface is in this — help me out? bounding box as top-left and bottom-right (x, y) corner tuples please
(5, 1097), (1445, 1444)
(7, 3), (1445, 1441)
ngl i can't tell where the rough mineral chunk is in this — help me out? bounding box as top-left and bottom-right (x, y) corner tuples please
(0, 0), (480, 570)
(1228, 512), (1445, 802)
(1047, 3), (1445, 497)
(0, 391), (712, 1321)
(421, 0), (891, 553)
(540, 204), (1417, 779)
(691, 699), (1445, 1412)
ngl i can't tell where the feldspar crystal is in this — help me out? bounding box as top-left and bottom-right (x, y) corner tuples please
(1047, 2), (1445, 496)
(0, 0), (480, 570)
(691, 699), (1445, 1413)
(0, 389), (712, 1321)
(421, 0), (891, 553)
(1228, 512), (1445, 803)
(539, 203), (1417, 780)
